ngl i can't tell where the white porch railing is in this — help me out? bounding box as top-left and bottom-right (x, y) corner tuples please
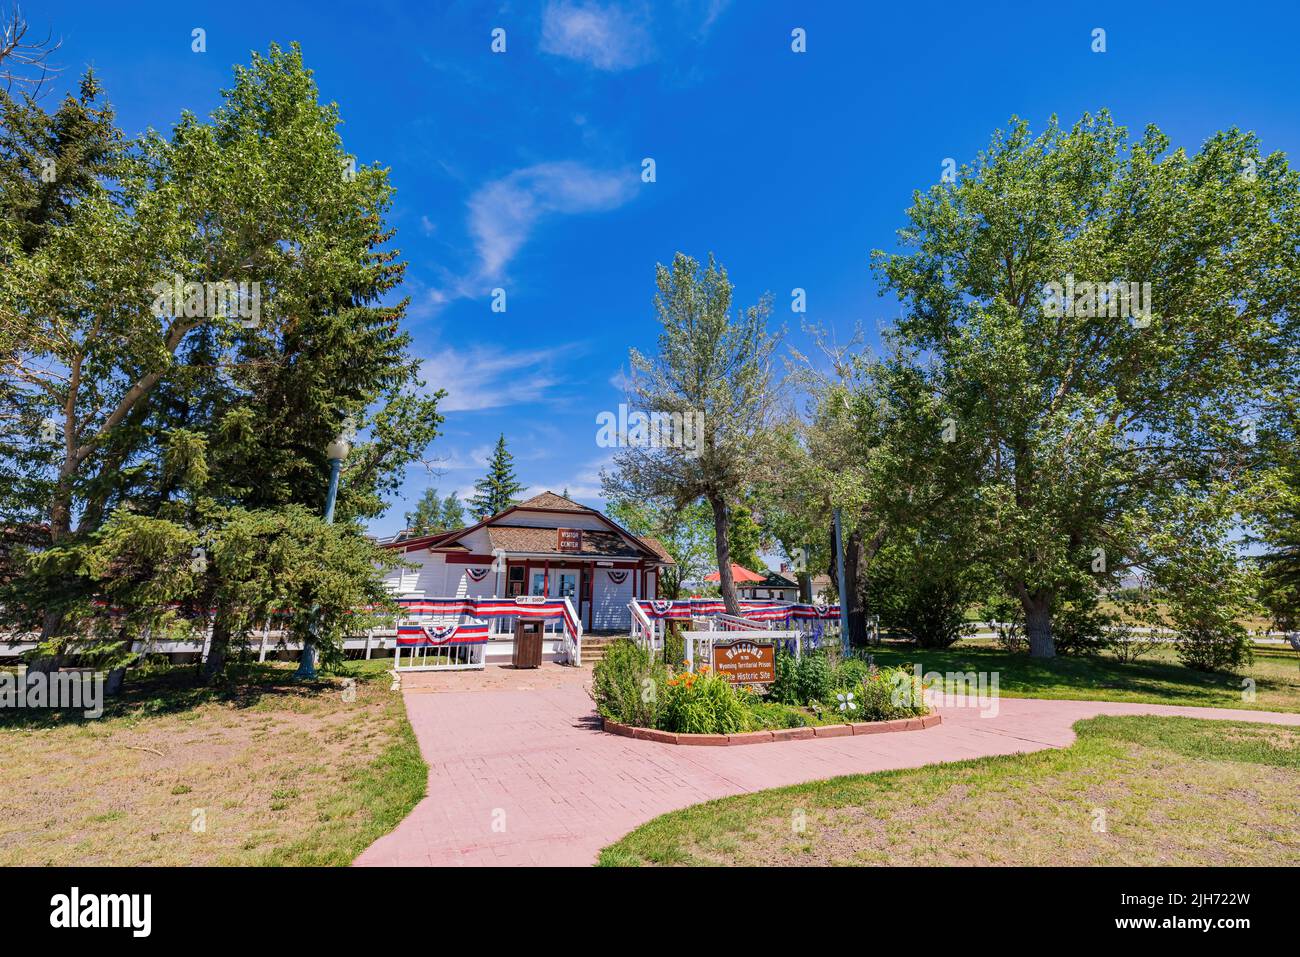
(393, 639), (487, 671)
(630, 600), (659, 657)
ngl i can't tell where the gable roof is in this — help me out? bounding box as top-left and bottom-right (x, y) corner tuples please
(382, 490), (673, 564)
(514, 491), (588, 512)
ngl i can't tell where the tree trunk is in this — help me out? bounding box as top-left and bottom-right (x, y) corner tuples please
(843, 528), (869, 647)
(1023, 591), (1055, 658)
(797, 570), (811, 604)
(708, 495), (740, 616)
(201, 614), (231, 683)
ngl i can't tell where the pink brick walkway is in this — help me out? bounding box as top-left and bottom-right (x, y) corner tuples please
(354, 665), (1300, 867)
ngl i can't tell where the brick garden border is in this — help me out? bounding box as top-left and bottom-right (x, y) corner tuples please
(602, 712), (941, 746)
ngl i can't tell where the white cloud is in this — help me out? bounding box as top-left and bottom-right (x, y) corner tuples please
(420, 342), (584, 412)
(466, 160), (636, 280)
(540, 1), (655, 71)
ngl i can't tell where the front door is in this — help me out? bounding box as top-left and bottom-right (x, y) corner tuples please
(580, 566), (593, 630)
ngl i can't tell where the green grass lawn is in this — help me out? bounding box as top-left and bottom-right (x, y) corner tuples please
(0, 659), (426, 866)
(600, 715), (1300, 866)
(862, 640), (1300, 713)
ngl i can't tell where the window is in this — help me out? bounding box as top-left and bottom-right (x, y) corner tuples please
(506, 565), (524, 597)
(557, 573), (576, 598)
(531, 572), (546, 596)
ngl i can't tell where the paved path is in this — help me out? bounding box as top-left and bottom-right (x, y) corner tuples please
(354, 665), (1300, 867)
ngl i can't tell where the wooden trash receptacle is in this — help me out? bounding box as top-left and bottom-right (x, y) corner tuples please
(512, 620), (543, 668)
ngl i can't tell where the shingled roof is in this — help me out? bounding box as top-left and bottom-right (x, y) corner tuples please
(514, 491), (588, 512)
(486, 525), (642, 558)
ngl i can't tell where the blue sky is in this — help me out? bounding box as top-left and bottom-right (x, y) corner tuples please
(38, 0), (1300, 537)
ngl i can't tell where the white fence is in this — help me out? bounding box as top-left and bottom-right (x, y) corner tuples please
(392, 638), (487, 672)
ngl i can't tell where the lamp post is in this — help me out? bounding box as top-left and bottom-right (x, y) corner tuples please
(295, 433), (351, 679)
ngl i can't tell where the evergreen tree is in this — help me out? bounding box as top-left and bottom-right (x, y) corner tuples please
(405, 488), (466, 535)
(405, 487), (443, 536)
(439, 491), (466, 530)
(469, 435), (523, 518)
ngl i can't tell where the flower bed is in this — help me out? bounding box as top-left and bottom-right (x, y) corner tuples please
(590, 639), (937, 744)
(602, 712), (941, 746)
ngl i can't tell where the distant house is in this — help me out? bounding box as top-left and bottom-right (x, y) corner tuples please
(704, 563), (801, 603)
(739, 568), (801, 603)
(378, 492), (673, 631)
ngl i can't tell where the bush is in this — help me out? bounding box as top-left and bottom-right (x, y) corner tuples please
(1106, 626), (1161, 664)
(590, 639), (665, 727)
(835, 657), (871, 688)
(767, 645), (800, 705)
(980, 594), (1027, 653)
(658, 667), (748, 735)
(795, 650), (834, 705)
(1176, 622), (1253, 673)
(869, 536), (981, 648)
(854, 666), (928, 721)
(661, 625), (685, 669)
(1051, 589), (1112, 657)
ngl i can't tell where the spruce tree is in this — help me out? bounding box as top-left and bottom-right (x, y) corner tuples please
(469, 435), (523, 518)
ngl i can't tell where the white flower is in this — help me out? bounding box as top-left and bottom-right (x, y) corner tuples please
(837, 691), (857, 712)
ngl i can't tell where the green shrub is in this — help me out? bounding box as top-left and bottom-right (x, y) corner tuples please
(768, 646), (800, 705)
(1176, 622), (1253, 673)
(658, 668), (748, 735)
(795, 650), (834, 705)
(746, 700), (813, 729)
(591, 639), (665, 727)
(835, 657), (870, 688)
(854, 666), (928, 721)
(661, 626), (685, 669)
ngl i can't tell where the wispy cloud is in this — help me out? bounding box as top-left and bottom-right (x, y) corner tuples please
(540, 1), (655, 71)
(420, 342), (586, 412)
(467, 160), (636, 279)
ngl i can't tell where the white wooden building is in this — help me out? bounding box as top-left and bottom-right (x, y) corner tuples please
(379, 492), (673, 632)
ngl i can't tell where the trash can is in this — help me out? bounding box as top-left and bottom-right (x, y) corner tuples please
(512, 620), (543, 668)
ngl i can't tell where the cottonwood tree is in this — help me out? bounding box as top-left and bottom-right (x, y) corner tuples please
(875, 112), (1300, 657)
(603, 253), (781, 615)
(772, 326), (965, 644)
(606, 496), (714, 599)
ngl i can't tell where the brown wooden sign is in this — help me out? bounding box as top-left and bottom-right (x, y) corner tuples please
(557, 528), (582, 553)
(711, 639), (776, 685)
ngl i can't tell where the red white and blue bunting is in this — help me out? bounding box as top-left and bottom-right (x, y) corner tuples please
(394, 597), (581, 642)
(465, 567), (490, 582)
(633, 598), (840, 625)
(607, 570), (628, 585)
(396, 619), (491, 646)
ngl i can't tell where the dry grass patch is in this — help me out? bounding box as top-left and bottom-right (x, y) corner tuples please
(0, 660), (425, 866)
